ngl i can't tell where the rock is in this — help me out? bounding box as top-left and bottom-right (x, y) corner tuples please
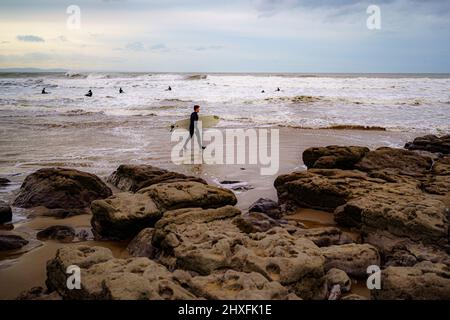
(13, 168), (112, 210)
(232, 229), (327, 299)
(127, 228), (157, 258)
(0, 234), (29, 250)
(91, 192), (162, 240)
(276, 167), (449, 245)
(0, 201), (12, 223)
(16, 287), (62, 300)
(232, 212), (285, 234)
(303, 146), (369, 170)
(35, 208), (87, 219)
(46, 245), (197, 300)
(0, 178), (10, 186)
(335, 192), (449, 245)
(363, 230), (450, 267)
(36, 225), (76, 243)
(405, 135), (450, 154)
(187, 270), (299, 300)
(372, 262), (450, 300)
(108, 164), (206, 192)
(326, 268), (351, 292)
(138, 181), (237, 211)
(152, 207), (326, 299)
(421, 156), (450, 195)
(291, 227), (354, 247)
(248, 198), (281, 219)
(320, 244), (380, 278)
(275, 169), (360, 212)
(152, 206), (243, 273)
(355, 147), (433, 177)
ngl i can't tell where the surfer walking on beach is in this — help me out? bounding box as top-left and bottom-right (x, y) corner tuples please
(183, 105), (205, 151)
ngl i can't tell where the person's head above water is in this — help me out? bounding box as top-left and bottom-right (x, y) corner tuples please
(194, 105), (200, 112)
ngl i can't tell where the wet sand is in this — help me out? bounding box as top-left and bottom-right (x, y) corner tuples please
(0, 127), (420, 299)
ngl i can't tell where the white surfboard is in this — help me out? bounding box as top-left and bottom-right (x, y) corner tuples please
(170, 115), (220, 131)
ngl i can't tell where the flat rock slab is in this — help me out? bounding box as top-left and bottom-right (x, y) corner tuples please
(108, 164), (206, 192)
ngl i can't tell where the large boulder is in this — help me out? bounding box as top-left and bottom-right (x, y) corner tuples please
(138, 181), (237, 211)
(0, 201), (12, 223)
(248, 198), (281, 219)
(46, 245), (197, 300)
(405, 135), (450, 154)
(303, 146), (369, 170)
(108, 164), (206, 192)
(13, 168), (112, 210)
(372, 262), (450, 300)
(91, 192), (162, 239)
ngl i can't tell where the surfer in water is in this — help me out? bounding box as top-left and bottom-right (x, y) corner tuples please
(183, 105), (206, 151)
(276, 87), (280, 92)
(166, 86), (172, 91)
(85, 90), (93, 97)
(119, 87), (124, 94)
(41, 88), (48, 94)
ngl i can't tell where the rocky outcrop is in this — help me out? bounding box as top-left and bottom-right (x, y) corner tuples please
(36, 226), (76, 243)
(303, 146), (369, 170)
(0, 234), (29, 250)
(405, 135), (450, 154)
(152, 206), (327, 299)
(108, 164), (206, 192)
(91, 192), (162, 239)
(0, 200), (12, 223)
(363, 230), (450, 267)
(127, 228), (157, 258)
(91, 181), (237, 239)
(46, 245), (197, 300)
(275, 148), (449, 245)
(186, 270), (300, 300)
(138, 181), (237, 211)
(13, 168), (112, 210)
(372, 262), (450, 300)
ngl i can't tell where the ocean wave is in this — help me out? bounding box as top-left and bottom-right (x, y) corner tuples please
(63, 109), (105, 117)
(184, 74), (207, 80)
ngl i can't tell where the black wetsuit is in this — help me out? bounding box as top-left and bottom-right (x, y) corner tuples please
(189, 111), (198, 136)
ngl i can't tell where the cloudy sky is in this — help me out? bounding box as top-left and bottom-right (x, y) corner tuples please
(0, 0), (449, 72)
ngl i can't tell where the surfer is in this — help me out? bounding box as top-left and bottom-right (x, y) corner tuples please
(183, 105), (206, 151)
(276, 87), (280, 92)
(261, 90), (265, 93)
(41, 88), (48, 94)
(85, 90), (93, 97)
(166, 86), (172, 91)
(119, 87), (124, 94)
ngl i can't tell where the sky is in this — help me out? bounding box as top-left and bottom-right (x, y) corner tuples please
(0, 0), (449, 73)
